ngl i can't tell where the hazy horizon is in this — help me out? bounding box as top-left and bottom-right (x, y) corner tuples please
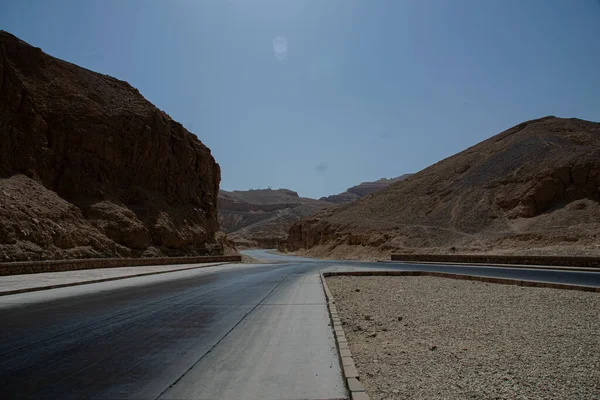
(2, 0), (599, 198)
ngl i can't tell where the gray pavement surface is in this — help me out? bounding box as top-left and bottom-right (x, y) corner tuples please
(1, 249), (599, 399)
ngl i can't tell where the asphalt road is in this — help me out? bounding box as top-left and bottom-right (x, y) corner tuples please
(1, 249), (599, 399)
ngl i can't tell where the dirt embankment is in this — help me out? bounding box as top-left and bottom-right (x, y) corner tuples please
(0, 31), (222, 261)
(284, 117), (600, 259)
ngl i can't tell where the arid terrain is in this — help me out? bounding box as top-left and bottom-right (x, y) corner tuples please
(218, 189), (331, 248)
(0, 31), (223, 261)
(284, 117), (600, 259)
(327, 275), (600, 399)
(219, 176), (410, 248)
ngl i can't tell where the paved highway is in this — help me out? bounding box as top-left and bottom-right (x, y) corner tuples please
(1, 249), (599, 399)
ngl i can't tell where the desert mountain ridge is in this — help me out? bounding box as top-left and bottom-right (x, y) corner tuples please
(219, 175), (409, 248)
(320, 174), (412, 204)
(218, 188), (330, 248)
(283, 116), (600, 259)
(0, 30), (225, 261)
(4, 30), (596, 262)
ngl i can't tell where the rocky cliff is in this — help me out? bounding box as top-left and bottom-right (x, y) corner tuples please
(0, 31), (221, 261)
(284, 117), (600, 259)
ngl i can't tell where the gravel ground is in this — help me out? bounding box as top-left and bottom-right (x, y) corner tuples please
(326, 276), (600, 400)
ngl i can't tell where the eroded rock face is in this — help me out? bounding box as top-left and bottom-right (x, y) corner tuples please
(284, 117), (600, 258)
(0, 31), (221, 261)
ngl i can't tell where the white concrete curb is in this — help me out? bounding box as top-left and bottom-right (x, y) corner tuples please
(320, 271), (370, 400)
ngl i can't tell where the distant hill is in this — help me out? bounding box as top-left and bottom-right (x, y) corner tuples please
(284, 117), (600, 259)
(219, 175), (412, 248)
(218, 189), (331, 248)
(320, 175), (412, 204)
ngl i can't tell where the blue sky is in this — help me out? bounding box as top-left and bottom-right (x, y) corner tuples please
(2, 0), (600, 198)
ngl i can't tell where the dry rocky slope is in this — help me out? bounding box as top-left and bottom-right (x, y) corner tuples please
(0, 31), (223, 261)
(320, 174), (411, 204)
(218, 189), (331, 248)
(284, 117), (600, 259)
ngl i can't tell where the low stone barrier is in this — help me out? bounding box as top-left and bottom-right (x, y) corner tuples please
(0, 255), (242, 276)
(390, 254), (600, 268)
(323, 270), (600, 292)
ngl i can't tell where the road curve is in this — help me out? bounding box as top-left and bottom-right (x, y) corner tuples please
(1, 250), (599, 399)
(244, 249), (600, 288)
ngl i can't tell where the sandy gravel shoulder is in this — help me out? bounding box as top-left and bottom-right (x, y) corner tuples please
(326, 276), (600, 400)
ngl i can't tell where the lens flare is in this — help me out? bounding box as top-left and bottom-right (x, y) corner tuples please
(273, 36), (288, 60)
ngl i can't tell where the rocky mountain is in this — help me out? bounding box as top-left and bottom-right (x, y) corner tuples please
(320, 175), (412, 204)
(219, 189), (331, 248)
(0, 31), (222, 261)
(284, 117), (600, 259)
